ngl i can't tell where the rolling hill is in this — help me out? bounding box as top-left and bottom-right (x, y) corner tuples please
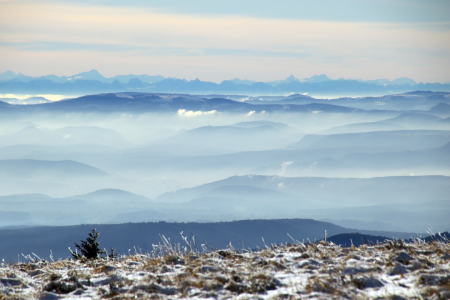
(155, 121), (301, 151)
(0, 159), (108, 178)
(156, 174), (450, 203)
(287, 130), (450, 152)
(0, 189), (153, 226)
(0, 126), (131, 148)
(0, 93), (378, 115)
(428, 102), (450, 116)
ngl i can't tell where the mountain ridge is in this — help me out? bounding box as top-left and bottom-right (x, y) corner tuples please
(1, 70), (449, 95)
(0, 93), (369, 114)
(1, 70), (424, 86)
(0, 159), (109, 178)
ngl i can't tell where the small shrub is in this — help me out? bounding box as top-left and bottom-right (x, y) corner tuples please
(108, 247), (118, 259)
(72, 228), (106, 260)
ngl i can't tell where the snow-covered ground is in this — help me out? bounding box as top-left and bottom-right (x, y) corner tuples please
(1, 238), (449, 299)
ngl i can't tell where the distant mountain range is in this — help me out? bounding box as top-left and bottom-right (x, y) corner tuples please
(2, 91), (450, 116)
(0, 93), (366, 114)
(1, 70), (449, 96)
(0, 69), (164, 85)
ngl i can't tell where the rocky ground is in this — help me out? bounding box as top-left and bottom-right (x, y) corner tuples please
(1, 237), (449, 299)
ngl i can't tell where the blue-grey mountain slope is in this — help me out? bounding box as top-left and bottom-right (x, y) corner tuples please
(287, 130), (450, 152)
(428, 103), (450, 116)
(154, 121), (301, 151)
(254, 91), (450, 111)
(155, 174), (450, 206)
(339, 141), (450, 170)
(321, 113), (450, 134)
(1, 92), (449, 118)
(0, 189), (153, 226)
(155, 175), (450, 231)
(0, 126), (132, 149)
(0, 93), (361, 115)
(298, 202), (450, 233)
(0, 144), (116, 160)
(0, 159), (108, 178)
(320, 121), (405, 134)
(66, 188), (151, 205)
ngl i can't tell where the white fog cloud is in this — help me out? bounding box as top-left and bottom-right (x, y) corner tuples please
(177, 109), (217, 118)
(281, 161), (294, 170)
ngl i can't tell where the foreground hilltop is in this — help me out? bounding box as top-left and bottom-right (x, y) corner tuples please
(2, 237), (449, 299)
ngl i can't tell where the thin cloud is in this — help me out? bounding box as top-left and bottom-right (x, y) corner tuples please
(0, 1), (449, 82)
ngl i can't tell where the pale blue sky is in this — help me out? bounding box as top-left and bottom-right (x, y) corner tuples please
(1, 0), (449, 82)
(56, 0), (450, 23)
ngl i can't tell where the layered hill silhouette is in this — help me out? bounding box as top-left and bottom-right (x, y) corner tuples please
(339, 141), (450, 170)
(287, 130), (450, 152)
(0, 144), (116, 160)
(153, 174), (450, 231)
(0, 126), (131, 148)
(1, 92), (449, 118)
(0, 159), (108, 178)
(385, 113), (449, 127)
(191, 137), (450, 172)
(0, 189), (153, 226)
(428, 103), (450, 116)
(66, 188), (152, 206)
(322, 113), (450, 134)
(155, 174), (449, 206)
(0, 86), (448, 242)
(154, 121), (301, 151)
(0, 93), (362, 115)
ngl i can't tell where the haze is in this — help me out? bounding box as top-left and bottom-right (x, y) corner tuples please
(0, 90), (449, 234)
(0, 1), (449, 254)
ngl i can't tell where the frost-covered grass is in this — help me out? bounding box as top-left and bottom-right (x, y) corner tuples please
(1, 236), (450, 299)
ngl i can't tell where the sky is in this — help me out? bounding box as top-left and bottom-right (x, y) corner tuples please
(0, 0), (450, 83)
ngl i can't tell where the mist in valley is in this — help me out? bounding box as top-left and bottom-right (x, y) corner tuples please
(0, 91), (449, 235)
(3, 3), (450, 298)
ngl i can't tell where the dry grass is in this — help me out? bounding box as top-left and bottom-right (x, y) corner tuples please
(1, 238), (449, 299)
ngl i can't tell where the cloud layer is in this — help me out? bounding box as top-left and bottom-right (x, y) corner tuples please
(0, 0), (449, 82)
